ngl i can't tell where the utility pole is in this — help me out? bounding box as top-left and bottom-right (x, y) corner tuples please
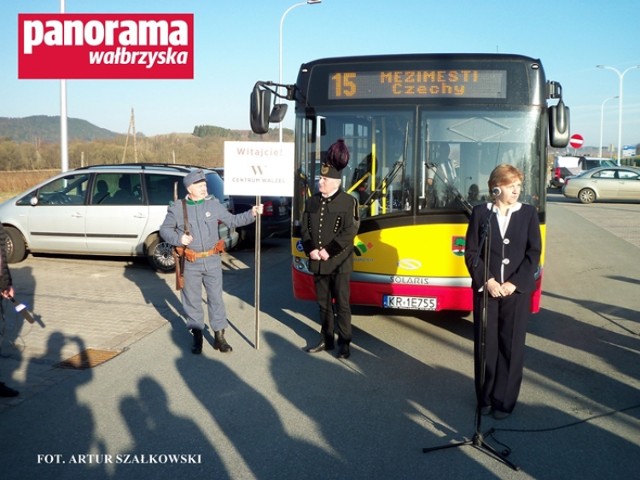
(121, 108), (138, 163)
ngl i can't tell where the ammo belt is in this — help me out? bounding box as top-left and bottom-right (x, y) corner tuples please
(186, 245), (223, 259)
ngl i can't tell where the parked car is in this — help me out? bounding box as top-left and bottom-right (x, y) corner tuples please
(550, 156), (617, 189)
(231, 195), (291, 244)
(562, 166), (640, 204)
(212, 168), (291, 245)
(0, 164), (238, 271)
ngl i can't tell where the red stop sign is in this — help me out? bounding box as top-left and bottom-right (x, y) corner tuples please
(569, 134), (584, 149)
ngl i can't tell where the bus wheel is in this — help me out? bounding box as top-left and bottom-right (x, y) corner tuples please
(578, 188), (596, 204)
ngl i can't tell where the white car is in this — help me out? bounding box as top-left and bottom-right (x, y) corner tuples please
(0, 164), (238, 271)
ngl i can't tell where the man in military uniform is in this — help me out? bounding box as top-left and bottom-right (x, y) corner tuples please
(160, 169), (263, 354)
(302, 139), (360, 359)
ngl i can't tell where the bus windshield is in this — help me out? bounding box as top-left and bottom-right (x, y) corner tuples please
(296, 106), (543, 221)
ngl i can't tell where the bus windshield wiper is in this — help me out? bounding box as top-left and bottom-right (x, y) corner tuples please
(363, 159), (405, 207)
(427, 162), (473, 217)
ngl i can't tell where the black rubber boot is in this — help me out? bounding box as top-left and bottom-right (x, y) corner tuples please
(191, 328), (203, 354)
(213, 329), (233, 353)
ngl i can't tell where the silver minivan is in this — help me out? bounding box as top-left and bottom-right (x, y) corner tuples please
(0, 164), (238, 271)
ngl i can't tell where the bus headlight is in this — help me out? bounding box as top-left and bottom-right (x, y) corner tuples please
(293, 256), (310, 273)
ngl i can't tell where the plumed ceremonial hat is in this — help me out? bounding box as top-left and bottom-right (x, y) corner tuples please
(320, 139), (350, 179)
(326, 138), (350, 170)
(184, 169), (207, 188)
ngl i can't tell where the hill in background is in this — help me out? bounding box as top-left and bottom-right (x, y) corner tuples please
(0, 115), (121, 143)
(0, 115), (291, 171)
(0, 115), (287, 144)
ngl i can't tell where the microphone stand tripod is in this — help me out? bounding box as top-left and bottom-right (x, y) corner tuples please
(422, 204), (519, 471)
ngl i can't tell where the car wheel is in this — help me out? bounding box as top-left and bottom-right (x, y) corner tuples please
(578, 188), (596, 204)
(145, 235), (176, 272)
(4, 226), (27, 263)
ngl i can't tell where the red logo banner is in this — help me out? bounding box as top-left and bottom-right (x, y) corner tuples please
(18, 13), (194, 79)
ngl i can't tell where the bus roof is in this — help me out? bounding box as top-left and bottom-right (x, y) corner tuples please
(299, 53), (542, 69)
(295, 53), (549, 107)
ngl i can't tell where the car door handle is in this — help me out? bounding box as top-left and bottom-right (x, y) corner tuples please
(71, 212), (84, 218)
(133, 212), (147, 218)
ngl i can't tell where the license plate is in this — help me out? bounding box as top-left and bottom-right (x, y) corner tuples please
(383, 295), (437, 311)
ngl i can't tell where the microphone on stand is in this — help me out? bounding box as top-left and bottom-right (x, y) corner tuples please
(490, 187), (502, 215)
(473, 187), (500, 268)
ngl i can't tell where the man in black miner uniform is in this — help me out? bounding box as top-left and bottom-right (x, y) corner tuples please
(302, 139), (360, 359)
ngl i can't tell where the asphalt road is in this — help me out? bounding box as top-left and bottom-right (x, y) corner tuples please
(0, 195), (639, 480)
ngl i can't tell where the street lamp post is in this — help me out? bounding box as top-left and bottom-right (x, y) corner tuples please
(279, 0), (322, 142)
(597, 64), (640, 165)
(599, 95), (618, 158)
(60, 0), (68, 172)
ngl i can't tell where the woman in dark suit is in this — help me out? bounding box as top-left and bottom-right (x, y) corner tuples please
(464, 164), (542, 419)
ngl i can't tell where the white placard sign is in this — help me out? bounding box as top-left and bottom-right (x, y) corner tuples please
(223, 141), (294, 197)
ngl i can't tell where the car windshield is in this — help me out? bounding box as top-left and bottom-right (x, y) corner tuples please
(16, 173), (90, 206)
(205, 173), (225, 202)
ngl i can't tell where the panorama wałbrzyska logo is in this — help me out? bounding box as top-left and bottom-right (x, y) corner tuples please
(18, 13), (194, 79)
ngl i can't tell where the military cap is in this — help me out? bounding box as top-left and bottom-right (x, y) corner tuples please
(184, 169), (207, 188)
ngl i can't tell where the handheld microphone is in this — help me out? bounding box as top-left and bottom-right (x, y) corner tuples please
(8, 296), (35, 324)
(491, 187), (502, 197)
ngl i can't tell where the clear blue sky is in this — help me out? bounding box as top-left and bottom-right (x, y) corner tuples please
(2, 0), (639, 149)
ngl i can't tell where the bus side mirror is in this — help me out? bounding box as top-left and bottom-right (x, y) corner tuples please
(549, 100), (570, 148)
(269, 104), (288, 123)
(250, 83), (272, 134)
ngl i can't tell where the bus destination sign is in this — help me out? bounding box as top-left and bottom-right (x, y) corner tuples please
(329, 70), (507, 100)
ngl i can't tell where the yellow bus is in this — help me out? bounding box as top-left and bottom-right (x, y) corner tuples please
(251, 53), (570, 312)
